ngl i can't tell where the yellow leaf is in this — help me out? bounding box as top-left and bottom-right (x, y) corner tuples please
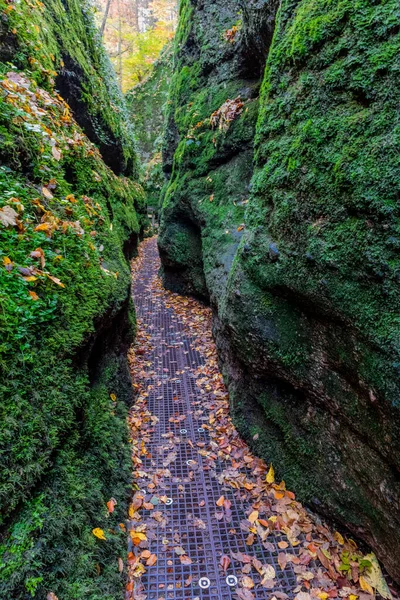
(92, 528), (106, 540)
(317, 593), (328, 600)
(349, 595), (358, 600)
(266, 464), (275, 484)
(334, 531), (344, 545)
(130, 531), (147, 546)
(359, 576), (374, 596)
(110, 393), (117, 401)
(248, 510), (259, 524)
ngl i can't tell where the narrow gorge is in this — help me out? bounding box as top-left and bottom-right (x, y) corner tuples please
(0, 0), (399, 598)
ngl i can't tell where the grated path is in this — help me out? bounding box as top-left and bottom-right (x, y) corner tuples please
(127, 238), (389, 600)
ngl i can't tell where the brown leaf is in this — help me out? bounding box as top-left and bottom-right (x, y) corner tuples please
(42, 187), (54, 199)
(46, 274), (65, 288)
(278, 552), (287, 571)
(118, 557), (124, 573)
(52, 146), (62, 161)
(241, 576), (255, 589)
(47, 594), (59, 600)
(146, 554), (157, 566)
(30, 247), (45, 268)
(220, 555), (231, 572)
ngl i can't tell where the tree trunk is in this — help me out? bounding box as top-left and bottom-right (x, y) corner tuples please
(131, 0), (139, 32)
(100, 0), (113, 35)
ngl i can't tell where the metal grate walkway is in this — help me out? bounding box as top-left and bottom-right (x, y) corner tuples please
(128, 237), (383, 600)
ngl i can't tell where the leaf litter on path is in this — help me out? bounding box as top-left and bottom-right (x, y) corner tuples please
(125, 238), (397, 600)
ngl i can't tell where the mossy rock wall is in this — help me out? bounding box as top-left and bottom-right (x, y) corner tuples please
(0, 1), (145, 597)
(159, 0), (400, 581)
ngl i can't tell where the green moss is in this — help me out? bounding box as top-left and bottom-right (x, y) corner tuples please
(0, 0), (145, 596)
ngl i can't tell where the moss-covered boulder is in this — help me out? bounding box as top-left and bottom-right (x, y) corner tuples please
(159, 0), (400, 581)
(159, 0), (278, 300)
(0, 0), (145, 597)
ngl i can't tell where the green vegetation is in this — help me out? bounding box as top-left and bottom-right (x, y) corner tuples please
(96, 0), (177, 92)
(126, 43), (173, 215)
(0, 0), (146, 597)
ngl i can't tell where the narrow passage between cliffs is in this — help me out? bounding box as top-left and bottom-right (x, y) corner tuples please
(126, 238), (392, 600)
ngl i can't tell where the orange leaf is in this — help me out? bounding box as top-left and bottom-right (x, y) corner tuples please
(107, 498), (117, 514)
(146, 554), (157, 566)
(29, 291), (39, 301)
(216, 496), (225, 507)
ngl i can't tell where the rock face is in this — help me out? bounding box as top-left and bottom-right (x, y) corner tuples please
(0, 1), (145, 597)
(159, 0), (400, 581)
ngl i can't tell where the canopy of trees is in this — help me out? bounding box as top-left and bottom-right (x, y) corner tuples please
(95, 0), (177, 91)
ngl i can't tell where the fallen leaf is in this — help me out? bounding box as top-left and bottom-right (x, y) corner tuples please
(52, 146), (62, 161)
(216, 496), (225, 507)
(146, 554), (157, 566)
(118, 557), (124, 573)
(47, 274), (65, 287)
(130, 531), (147, 545)
(248, 510), (259, 524)
(278, 552), (287, 571)
(30, 247), (46, 268)
(220, 555), (231, 572)
(0, 205), (18, 227)
(42, 187), (54, 199)
(107, 498), (117, 513)
(266, 464), (275, 484)
(359, 576), (374, 596)
(334, 531), (344, 545)
(241, 576), (255, 589)
(47, 594), (59, 600)
(180, 555), (192, 565)
(262, 565), (276, 580)
(362, 553), (392, 599)
(29, 291), (39, 301)
(92, 528), (106, 540)
(3, 256), (13, 271)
